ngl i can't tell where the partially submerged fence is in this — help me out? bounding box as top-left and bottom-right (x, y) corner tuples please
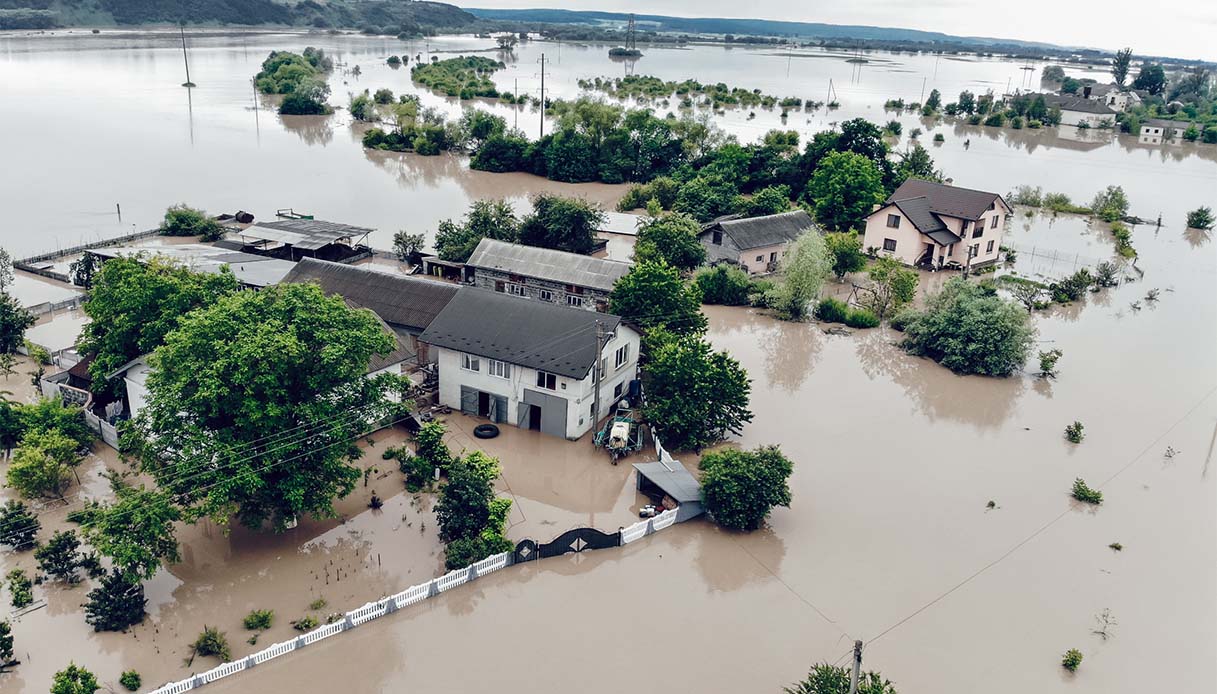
(144, 502), (681, 694)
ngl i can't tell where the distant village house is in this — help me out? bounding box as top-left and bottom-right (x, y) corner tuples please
(463, 238), (631, 311)
(698, 210), (819, 275)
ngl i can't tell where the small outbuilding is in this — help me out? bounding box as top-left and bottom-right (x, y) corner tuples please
(632, 460), (703, 522)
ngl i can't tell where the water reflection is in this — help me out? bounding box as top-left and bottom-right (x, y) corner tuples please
(1184, 228), (1211, 248)
(853, 330), (1025, 429)
(280, 114), (334, 146)
(695, 524), (786, 594)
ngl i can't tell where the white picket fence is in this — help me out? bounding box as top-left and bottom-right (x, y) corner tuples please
(146, 436), (685, 694)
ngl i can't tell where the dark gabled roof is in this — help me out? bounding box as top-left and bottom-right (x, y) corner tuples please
(702, 210), (818, 250)
(465, 239), (631, 293)
(352, 301), (414, 373)
(67, 353), (95, 383)
(889, 196), (946, 233)
(1143, 118), (1191, 129)
(887, 179), (1004, 221)
(281, 258), (458, 332)
(926, 229), (963, 245)
(419, 288), (623, 379)
(1043, 93), (1116, 115)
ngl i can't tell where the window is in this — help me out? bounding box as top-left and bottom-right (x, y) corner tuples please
(600, 357), (607, 378)
(539, 289), (554, 302)
(567, 295), (583, 308)
(614, 382), (624, 398)
(536, 371), (557, 390)
(712, 230), (723, 245)
(488, 359), (511, 379)
(962, 220), (971, 234)
(972, 226), (983, 239)
(990, 215), (999, 229)
(986, 240), (995, 254)
(988, 202), (996, 211)
(756, 255), (764, 262)
(507, 283), (526, 297)
(494, 281), (505, 293)
(461, 354), (480, 372)
(614, 343), (630, 369)
(886, 214), (901, 228)
(882, 238), (897, 252)
(769, 252), (778, 263)
(970, 243), (980, 258)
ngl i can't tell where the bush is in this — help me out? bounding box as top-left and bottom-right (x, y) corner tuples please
(1186, 206), (1214, 230)
(1050, 269), (1093, 303)
(84, 570), (146, 631)
(933, 133), (946, 142)
(814, 297), (850, 323)
(292, 615), (319, 631)
(5, 569), (32, 608)
(900, 278), (1035, 376)
(1009, 185), (1043, 207)
(1094, 261), (1119, 287)
(159, 204), (223, 241)
(699, 446), (793, 531)
(1071, 478), (1102, 505)
(1038, 349), (1063, 377)
(373, 88), (394, 104)
(119, 670), (142, 691)
(51, 664), (99, 694)
(243, 609), (274, 630)
(1090, 185), (1129, 223)
(0, 500), (39, 551)
(844, 308), (880, 328)
(984, 113), (1005, 127)
(1062, 648), (1083, 672)
(694, 265), (752, 306)
(190, 626), (231, 662)
(1065, 421), (1085, 443)
(1109, 221), (1136, 258)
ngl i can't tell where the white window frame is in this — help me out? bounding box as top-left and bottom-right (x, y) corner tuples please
(882, 238), (897, 252)
(462, 354), (480, 372)
(614, 343), (630, 369)
(536, 371), (557, 390)
(567, 295), (583, 308)
(539, 288), (555, 302)
(886, 214), (901, 228)
(487, 359), (511, 379)
(508, 283), (526, 297)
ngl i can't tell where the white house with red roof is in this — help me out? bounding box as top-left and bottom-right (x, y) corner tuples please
(862, 179), (1011, 270)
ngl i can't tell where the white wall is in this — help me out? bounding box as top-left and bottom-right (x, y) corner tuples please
(124, 361), (152, 419)
(433, 324), (641, 440)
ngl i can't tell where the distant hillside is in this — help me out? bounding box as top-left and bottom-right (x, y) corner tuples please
(0, 0), (477, 30)
(466, 7), (1060, 51)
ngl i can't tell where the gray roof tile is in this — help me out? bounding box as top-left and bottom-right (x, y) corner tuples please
(702, 210), (818, 250)
(281, 258), (458, 332)
(466, 239), (631, 293)
(887, 179), (1004, 221)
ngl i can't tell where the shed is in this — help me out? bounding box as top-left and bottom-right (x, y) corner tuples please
(633, 460), (704, 522)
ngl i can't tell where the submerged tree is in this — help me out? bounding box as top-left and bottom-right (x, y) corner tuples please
(610, 261), (707, 336)
(700, 445), (793, 531)
(0, 500), (40, 551)
(50, 663), (100, 694)
(824, 232), (867, 281)
(1111, 47), (1134, 86)
(126, 283), (397, 531)
(642, 329), (752, 451)
(771, 231), (831, 321)
(83, 485), (180, 581)
(785, 663), (897, 694)
(857, 257), (918, 320)
(0, 291), (35, 355)
(633, 212), (705, 272)
(84, 569), (147, 632)
(899, 278), (1035, 376)
(158, 204), (224, 241)
(35, 530), (82, 583)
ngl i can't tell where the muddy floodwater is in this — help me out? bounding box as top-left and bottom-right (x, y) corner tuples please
(1, 28), (1215, 694)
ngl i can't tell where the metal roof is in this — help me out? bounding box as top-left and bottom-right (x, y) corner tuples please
(419, 287), (623, 379)
(281, 258), (458, 332)
(465, 239), (632, 293)
(890, 196), (947, 234)
(238, 218), (373, 251)
(1042, 93), (1116, 115)
(89, 244), (295, 287)
(633, 460), (701, 503)
(702, 210), (818, 250)
(598, 211), (644, 236)
(887, 179), (1005, 221)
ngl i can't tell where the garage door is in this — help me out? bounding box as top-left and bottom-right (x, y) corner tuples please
(522, 388), (568, 438)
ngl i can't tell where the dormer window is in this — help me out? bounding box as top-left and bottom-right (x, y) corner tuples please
(712, 230), (723, 245)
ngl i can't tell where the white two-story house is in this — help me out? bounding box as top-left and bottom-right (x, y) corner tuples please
(862, 179), (1011, 270)
(419, 287), (640, 440)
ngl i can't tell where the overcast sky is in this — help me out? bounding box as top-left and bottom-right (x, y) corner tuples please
(463, 1), (1217, 62)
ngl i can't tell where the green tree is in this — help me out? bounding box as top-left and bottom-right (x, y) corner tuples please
(459, 110), (506, 146)
(672, 176), (739, 223)
(126, 283), (397, 530)
(69, 251), (101, 289)
(518, 194), (604, 255)
(5, 569), (32, 608)
(6, 436), (73, 499)
(893, 144), (942, 187)
(900, 278), (1036, 376)
(83, 569), (146, 632)
(51, 663), (100, 694)
(609, 261), (707, 336)
(736, 185), (792, 218)
(1186, 206), (1215, 230)
(694, 265), (752, 306)
(348, 90), (375, 121)
(470, 132), (529, 172)
(0, 619), (13, 668)
(372, 88), (394, 104)
(1111, 47), (1133, 86)
(805, 152), (886, 231)
(83, 485), (180, 581)
(35, 529), (82, 582)
(633, 212), (706, 272)
(785, 663), (897, 694)
(119, 671), (142, 691)
(392, 231), (425, 262)
(824, 232), (867, 280)
(700, 445), (793, 531)
(1061, 77), (1081, 95)
(924, 88), (942, 112)
(0, 291), (35, 355)
(1090, 185), (1129, 222)
(78, 256), (241, 394)
(278, 79), (331, 115)
(1041, 66), (1066, 83)
(642, 330), (752, 451)
(158, 204), (223, 241)
(435, 460), (495, 543)
(413, 420), (453, 473)
(434, 199), (519, 262)
(772, 232), (830, 321)
(1132, 63), (1166, 95)
(0, 500), (39, 550)
(858, 257), (918, 320)
(17, 398), (92, 451)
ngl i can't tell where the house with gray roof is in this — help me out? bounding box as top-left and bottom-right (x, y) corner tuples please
(464, 238), (631, 311)
(281, 257), (458, 362)
(419, 288), (640, 439)
(862, 179), (1011, 270)
(88, 244), (296, 288)
(1140, 118), (1192, 142)
(1043, 93), (1117, 128)
(697, 210), (819, 274)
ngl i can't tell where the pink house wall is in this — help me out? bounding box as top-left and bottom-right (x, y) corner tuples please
(862, 204), (929, 265)
(738, 243), (789, 274)
(862, 202), (1009, 268)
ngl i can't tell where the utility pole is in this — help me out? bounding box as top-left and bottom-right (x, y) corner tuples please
(920, 76), (926, 104)
(848, 640), (863, 694)
(179, 24), (195, 87)
(592, 320), (606, 433)
(539, 53), (546, 139)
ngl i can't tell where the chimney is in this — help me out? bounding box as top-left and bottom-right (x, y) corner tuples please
(1083, 85), (1092, 98)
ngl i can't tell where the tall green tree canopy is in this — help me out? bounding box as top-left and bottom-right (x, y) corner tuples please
(772, 231), (831, 320)
(642, 329), (752, 451)
(700, 445), (793, 531)
(1111, 47), (1133, 86)
(51, 663), (100, 694)
(610, 261), (707, 336)
(434, 199), (520, 263)
(899, 278), (1035, 377)
(127, 283), (397, 530)
(78, 256), (241, 393)
(0, 291), (34, 355)
(1132, 63), (1166, 95)
(824, 232), (867, 281)
(518, 194), (604, 255)
(805, 152), (886, 232)
(84, 484), (181, 581)
(785, 663), (898, 694)
(633, 212), (706, 272)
